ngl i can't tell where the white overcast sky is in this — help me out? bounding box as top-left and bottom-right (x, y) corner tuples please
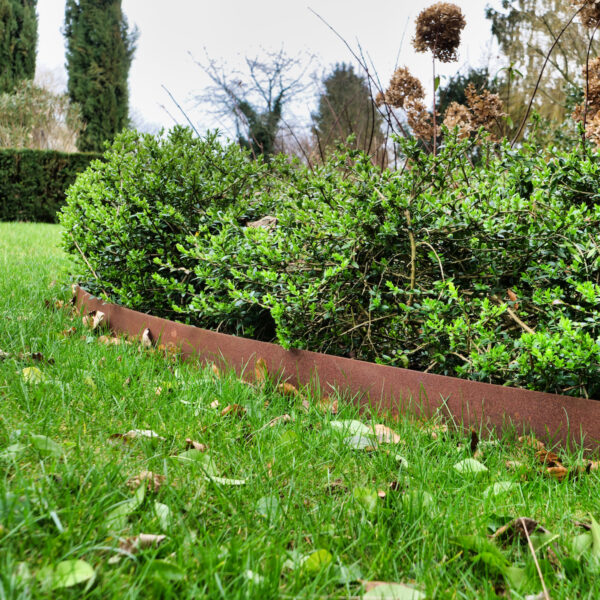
(36, 0), (503, 137)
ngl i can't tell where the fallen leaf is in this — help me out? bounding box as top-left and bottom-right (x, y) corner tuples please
(210, 363), (221, 378)
(255, 358), (268, 383)
(518, 435), (546, 452)
(267, 414), (292, 427)
(317, 396), (338, 415)
(301, 399), (310, 412)
(210, 399), (220, 409)
(38, 559), (95, 590)
(507, 288), (519, 309)
(126, 470), (165, 493)
(30, 434), (64, 457)
(546, 465), (569, 481)
(185, 439), (208, 452)
(206, 476), (246, 486)
(492, 517), (547, 544)
(422, 422), (448, 439)
(370, 424), (402, 444)
(118, 533), (166, 555)
(220, 404), (247, 417)
(301, 549), (333, 574)
(588, 461), (600, 471)
(362, 581), (426, 599)
(21, 366), (45, 384)
(325, 478), (346, 495)
(0, 349), (9, 360)
(247, 215), (278, 230)
(276, 382), (299, 398)
(98, 335), (122, 346)
(483, 481), (519, 498)
(109, 429), (166, 443)
(505, 460), (524, 470)
(60, 326), (77, 337)
(470, 428), (479, 453)
(536, 449), (562, 468)
(454, 458), (488, 474)
(141, 328), (153, 348)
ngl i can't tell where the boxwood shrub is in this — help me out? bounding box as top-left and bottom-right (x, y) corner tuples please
(61, 128), (600, 398)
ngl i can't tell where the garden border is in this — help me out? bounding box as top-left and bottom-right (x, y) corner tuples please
(75, 286), (600, 450)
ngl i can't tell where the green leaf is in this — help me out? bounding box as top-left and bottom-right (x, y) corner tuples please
(504, 565), (526, 590)
(401, 491), (433, 513)
(454, 458), (488, 475)
(572, 532), (593, 558)
(105, 484), (145, 531)
(483, 481), (517, 498)
(154, 501), (172, 531)
(38, 560), (95, 590)
(330, 420), (371, 436)
(353, 486), (379, 514)
(256, 495), (280, 521)
(334, 563), (363, 584)
(30, 434), (64, 457)
(590, 515), (600, 557)
(0, 443), (27, 460)
(21, 366), (45, 384)
(148, 560), (185, 581)
(344, 434), (375, 450)
(176, 451), (218, 476)
(301, 549), (333, 575)
(363, 582), (426, 599)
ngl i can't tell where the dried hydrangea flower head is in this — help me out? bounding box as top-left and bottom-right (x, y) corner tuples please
(464, 84), (505, 140)
(406, 97), (434, 141)
(442, 102), (472, 139)
(573, 57), (600, 142)
(383, 66), (425, 109)
(374, 91), (385, 107)
(413, 2), (466, 63)
(573, 0), (600, 28)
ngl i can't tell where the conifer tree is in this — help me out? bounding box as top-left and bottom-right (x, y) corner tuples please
(312, 63), (384, 157)
(0, 0), (38, 93)
(64, 0), (137, 152)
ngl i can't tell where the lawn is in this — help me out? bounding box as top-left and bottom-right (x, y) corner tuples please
(1, 222), (600, 599)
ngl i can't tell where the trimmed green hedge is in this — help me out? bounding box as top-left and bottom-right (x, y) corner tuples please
(0, 148), (101, 222)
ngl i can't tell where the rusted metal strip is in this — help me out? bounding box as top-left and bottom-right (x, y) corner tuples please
(75, 286), (600, 450)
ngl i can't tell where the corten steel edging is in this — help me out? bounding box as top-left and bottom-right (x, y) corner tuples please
(75, 286), (600, 450)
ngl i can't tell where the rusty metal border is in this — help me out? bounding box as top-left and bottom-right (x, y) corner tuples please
(75, 286), (600, 450)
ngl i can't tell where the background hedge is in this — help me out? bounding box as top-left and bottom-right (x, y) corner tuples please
(0, 148), (101, 222)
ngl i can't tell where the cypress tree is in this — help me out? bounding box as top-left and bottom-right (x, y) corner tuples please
(312, 63), (384, 157)
(0, 0), (38, 93)
(64, 0), (137, 152)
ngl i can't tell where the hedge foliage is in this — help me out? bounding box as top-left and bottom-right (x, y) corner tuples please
(61, 126), (600, 398)
(0, 148), (100, 222)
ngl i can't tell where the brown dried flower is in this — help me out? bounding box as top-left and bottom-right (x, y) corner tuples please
(573, 57), (600, 143)
(374, 91), (386, 107)
(413, 2), (466, 63)
(464, 84), (505, 139)
(384, 67), (425, 109)
(406, 97), (434, 141)
(573, 0), (600, 28)
(442, 102), (472, 139)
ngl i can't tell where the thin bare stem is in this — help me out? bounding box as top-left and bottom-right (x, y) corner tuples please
(520, 518), (551, 600)
(161, 85), (201, 137)
(511, 6), (583, 147)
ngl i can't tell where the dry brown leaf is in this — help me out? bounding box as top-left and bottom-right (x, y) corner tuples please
(370, 424), (402, 444)
(492, 517), (547, 544)
(109, 429), (166, 443)
(247, 215), (277, 230)
(266, 460), (274, 478)
(267, 414), (293, 427)
(276, 382), (299, 398)
(377, 490), (387, 499)
(126, 470), (165, 493)
(155, 387), (163, 396)
(211, 363), (221, 379)
(546, 465), (569, 481)
(470, 429), (479, 453)
(141, 328), (153, 348)
(255, 358), (269, 383)
(519, 435), (547, 452)
(422, 422), (448, 439)
(536, 449), (562, 468)
(118, 533), (166, 554)
(220, 404), (247, 417)
(209, 399), (220, 409)
(588, 461), (600, 471)
(505, 460), (524, 470)
(60, 326), (77, 337)
(301, 399), (310, 413)
(317, 396), (338, 415)
(507, 288), (519, 309)
(185, 438), (208, 452)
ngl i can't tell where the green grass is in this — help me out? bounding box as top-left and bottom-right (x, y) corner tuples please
(1, 222), (600, 599)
